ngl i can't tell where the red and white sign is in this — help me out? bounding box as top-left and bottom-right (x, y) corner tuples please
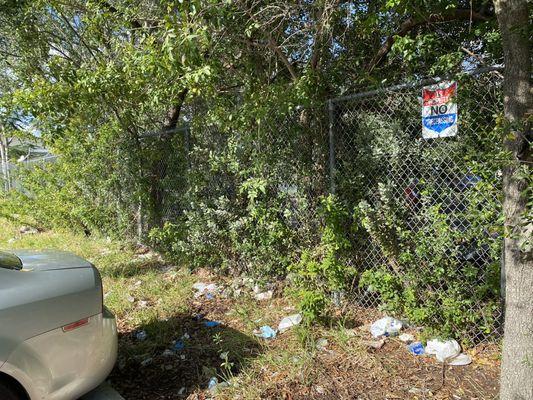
(422, 81), (458, 139)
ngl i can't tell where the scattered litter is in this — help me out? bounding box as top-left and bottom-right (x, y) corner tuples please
(7, 238), (15, 244)
(255, 290), (273, 301)
(178, 387), (186, 395)
(315, 386), (325, 395)
(140, 357), (152, 367)
(208, 377), (218, 391)
(181, 332), (190, 340)
(134, 280), (142, 287)
(399, 333), (415, 343)
(19, 226), (38, 235)
(370, 317), (403, 338)
(448, 353), (473, 366)
(254, 325), (277, 339)
(138, 300), (148, 308)
(205, 293), (215, 300)
(180, 354), (186, 360)
(253, 285), (262, 294)
(363, 338), (385, 350)
(126, 295), (135, 303)
(173, 340), (185, 351)
(408, 342), (425, 355)
(207, 377), (229, 392)
(135, 330), (147, 341)
(204, 320), (221, 328)
(316, 338), (328, 351)
(194, 313), (205, 320)
(426, 339), (461, 363)
(162, 349), (174, 357)
(193, 282), (219, 298)
(278, 313), (302, 333)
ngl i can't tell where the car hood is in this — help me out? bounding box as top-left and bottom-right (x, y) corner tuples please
(10, 250), (93, 271)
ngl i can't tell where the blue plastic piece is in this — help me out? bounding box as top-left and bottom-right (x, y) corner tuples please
(204, 320), (221, 328)
(408, 342), (425, 355)
(173, 340), (185, 351)
(258, 325), (277, 339)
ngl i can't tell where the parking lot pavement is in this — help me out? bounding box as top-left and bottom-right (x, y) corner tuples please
(79, 383), (124, 400)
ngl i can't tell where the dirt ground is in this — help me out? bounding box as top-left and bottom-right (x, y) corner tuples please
(109, 271), (500, 400)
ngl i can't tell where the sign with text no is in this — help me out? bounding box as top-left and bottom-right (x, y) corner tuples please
(422, 81), (457, 139)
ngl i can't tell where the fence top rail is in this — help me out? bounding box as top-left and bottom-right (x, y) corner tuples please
(140, 124), (190, 139)
(329, 65), (504, 105)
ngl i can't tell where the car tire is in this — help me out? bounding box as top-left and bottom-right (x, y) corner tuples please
(0, 380), (23, 400)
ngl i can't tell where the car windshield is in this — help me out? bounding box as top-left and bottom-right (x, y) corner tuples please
(0, 251), (22, 270)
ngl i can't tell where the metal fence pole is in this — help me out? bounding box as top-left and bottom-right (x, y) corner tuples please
(328, 99), (336, 195)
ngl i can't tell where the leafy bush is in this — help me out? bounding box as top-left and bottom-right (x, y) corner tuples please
(290, 195), (355, 323)
(356, 171), (502, 340)
(0, 158), (133, 236)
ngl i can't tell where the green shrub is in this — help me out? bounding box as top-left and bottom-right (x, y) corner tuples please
(290, 195), (355, 323)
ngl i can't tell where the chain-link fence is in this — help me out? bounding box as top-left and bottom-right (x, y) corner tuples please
(2, 67), (503, 343)
(1, 155), (58, 193)
(329, 66), (504, 342)
(146, 67), (504, 343)
(174, 107), (329, 275)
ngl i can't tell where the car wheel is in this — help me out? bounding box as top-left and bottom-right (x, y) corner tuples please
(0, 380), (24, 400)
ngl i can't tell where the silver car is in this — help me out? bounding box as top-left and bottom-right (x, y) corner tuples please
(0, 250), (117, 400)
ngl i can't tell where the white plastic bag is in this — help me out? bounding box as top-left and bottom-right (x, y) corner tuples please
(370, 317), (403, 338)
(192, 282), (218, 298)
(448, 353), (472, 366)
(425, 339), (461, 362)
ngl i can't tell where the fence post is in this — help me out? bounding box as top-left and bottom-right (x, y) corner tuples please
(184, 124), (191, 169)
(328, 99), (336, 195)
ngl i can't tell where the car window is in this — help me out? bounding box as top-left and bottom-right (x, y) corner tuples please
(0, 251), (22, 270)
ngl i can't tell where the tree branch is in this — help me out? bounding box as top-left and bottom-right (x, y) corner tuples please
(162, 88), (189, 132)
(267, 37), (299, 81)
(366, 9), (492, 73)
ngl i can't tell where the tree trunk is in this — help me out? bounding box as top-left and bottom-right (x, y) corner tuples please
(494, 1), (533, 399)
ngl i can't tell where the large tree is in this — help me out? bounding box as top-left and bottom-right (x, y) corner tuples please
(494, 0), (533, 399)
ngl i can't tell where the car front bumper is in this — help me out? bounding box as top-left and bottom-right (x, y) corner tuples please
(0, 307), (118, 400)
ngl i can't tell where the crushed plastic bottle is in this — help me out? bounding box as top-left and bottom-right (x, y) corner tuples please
(278, 314), (303, 333)
(208, 377), (218, 391)
(370, 317), (403, 338)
